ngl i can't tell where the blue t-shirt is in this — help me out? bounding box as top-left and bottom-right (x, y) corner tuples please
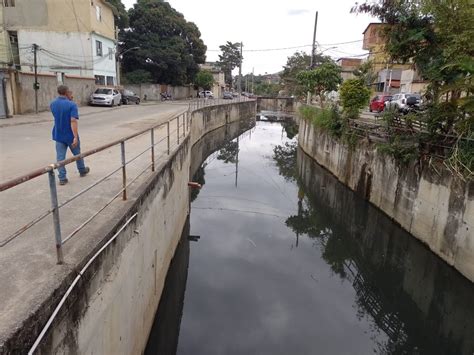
(50, 96), (79, 144)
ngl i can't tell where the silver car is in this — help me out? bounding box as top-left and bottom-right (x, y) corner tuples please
(385, 93), (422, 113)
(89, 88), (122, 107)
(199, 90), (214, 98)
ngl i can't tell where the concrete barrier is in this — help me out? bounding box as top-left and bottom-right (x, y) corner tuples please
(298, 118), (474, 282)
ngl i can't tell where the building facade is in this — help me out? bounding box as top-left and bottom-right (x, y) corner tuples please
(336, 58), (362, 82)
(2, 0), (117, 113)
(362, 23), (411, 93)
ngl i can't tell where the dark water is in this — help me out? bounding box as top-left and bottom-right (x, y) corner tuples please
(146, 121), (474, 355)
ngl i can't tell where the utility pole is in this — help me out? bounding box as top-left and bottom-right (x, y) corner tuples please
(238, 42), (243, 95)
(115, 27), (120, 86)
(33, 44), (39, 114)
(307, 11), (318, 105)
(251, 67), (254, 94)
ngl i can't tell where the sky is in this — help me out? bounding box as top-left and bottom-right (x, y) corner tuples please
(122, 0), (376, 75)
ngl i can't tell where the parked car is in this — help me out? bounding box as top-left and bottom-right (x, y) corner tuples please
(369, 95), (392, 112)
(385, 93), (422, 113)
(199, 90), (214, 98)
(89, 88), (121, 107)
(121, 90), (140, 105)
(223, 91), (233, 99)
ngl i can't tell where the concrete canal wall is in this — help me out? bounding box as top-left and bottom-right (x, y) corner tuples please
(4, 101), (255, 354)
(297, 149), (474, 354)
(298, 118), (474, 282)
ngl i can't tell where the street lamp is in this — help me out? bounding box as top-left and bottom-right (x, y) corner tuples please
(116, 46), (139, 86)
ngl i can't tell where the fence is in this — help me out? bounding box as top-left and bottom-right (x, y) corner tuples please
(0, 97), (257, 264)
(0, 110), (192, 263)
(187, 95), (253, 111)
(346, 116), (474, 175)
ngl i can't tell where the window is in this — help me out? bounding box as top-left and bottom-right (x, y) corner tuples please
(4, 0), (16, 7)
(95, 88), (112, 94)
(96, 5), (102, 21)
(107, 76), (115, 86)
(96, 40), (102, 56)
(108, 47), (113, 60)
(95, 75), (105, 85)
(56, 72), (65, 84)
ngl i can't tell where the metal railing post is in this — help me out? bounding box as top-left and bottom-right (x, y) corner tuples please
(120, 141), (127, 200)
(177, 115), (180, 145)
(48, 169), (64, 264)
(167, 121), (170, 155)
(150, 128), (155, 172)
(182, 114), (185, 138)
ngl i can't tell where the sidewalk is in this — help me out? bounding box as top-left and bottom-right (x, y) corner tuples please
(0, 100), (184, 128)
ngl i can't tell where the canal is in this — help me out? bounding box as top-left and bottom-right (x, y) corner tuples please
(146, 120), (474, 355)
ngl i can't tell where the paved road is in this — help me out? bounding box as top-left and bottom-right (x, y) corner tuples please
(0, 101), (189, 181)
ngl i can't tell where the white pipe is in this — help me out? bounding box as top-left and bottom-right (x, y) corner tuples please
(28, 213), (138, 354)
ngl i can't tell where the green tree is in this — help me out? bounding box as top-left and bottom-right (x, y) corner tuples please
(296, 62), (342, 108)
(353, 60), (377, 88)
(339, 79), (371, 119)
(280, 52), (311, 96)
(217, 42), (242, 86)
(195, 69), (214, 90)
(123, 69), (152, 84)
(121, 0), (206, 85)
(106, 0), (129, 29)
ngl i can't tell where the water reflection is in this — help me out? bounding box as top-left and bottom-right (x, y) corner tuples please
(148, 121), (474, 355)
(294, 147), (474, 355)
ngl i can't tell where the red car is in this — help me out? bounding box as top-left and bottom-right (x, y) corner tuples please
(369, 95), (392, 112)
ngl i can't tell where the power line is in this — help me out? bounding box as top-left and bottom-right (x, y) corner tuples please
(205, 37), (378, 53)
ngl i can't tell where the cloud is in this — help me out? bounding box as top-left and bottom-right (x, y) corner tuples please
(287, 8), (309, 16)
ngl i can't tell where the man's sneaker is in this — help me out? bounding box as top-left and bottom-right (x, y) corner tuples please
(79, 167), (90, 177)
(59, 178), (68, 186)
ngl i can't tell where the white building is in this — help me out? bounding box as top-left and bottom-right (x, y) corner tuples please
(4, 0), (117, 85)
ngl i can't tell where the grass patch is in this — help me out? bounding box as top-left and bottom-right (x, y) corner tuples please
(299, 105), (344, 138)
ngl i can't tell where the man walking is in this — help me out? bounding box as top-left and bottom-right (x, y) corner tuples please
(50, 85), (89, 185)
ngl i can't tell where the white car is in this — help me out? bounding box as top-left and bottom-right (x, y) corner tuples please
(89, 88), (122, 107)
(199, 90), (214, 98)
(385, 93), (422, 113)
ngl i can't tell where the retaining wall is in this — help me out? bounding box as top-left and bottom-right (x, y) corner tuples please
(298, 118), (474, 282)
(2, 100), (256, 354)
(124, 84), (197, 101)
(14, 72), (96, 114)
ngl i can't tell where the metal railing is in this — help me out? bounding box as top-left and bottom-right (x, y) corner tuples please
(188, 96), (253, 111)
(0, 111), (190, 263)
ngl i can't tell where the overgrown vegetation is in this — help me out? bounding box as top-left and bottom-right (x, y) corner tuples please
(299, 105), (344, 138)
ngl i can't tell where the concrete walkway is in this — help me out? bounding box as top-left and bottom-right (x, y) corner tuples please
(0, 101), (191, 350)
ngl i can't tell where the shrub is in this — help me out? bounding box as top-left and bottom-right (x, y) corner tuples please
(339, 79), (371, 119)
(299, 105), (343, 137)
